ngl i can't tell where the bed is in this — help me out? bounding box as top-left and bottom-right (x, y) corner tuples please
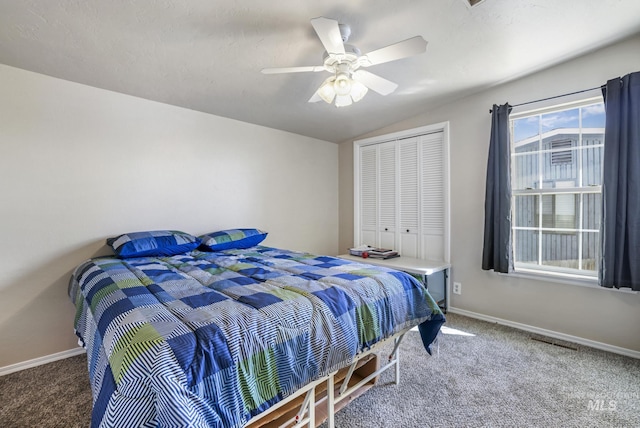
(69, 229), (445, 428)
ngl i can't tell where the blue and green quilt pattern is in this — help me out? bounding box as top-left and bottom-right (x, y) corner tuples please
(69, 246), (445, 428)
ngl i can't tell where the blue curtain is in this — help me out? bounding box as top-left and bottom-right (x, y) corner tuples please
(482, 104), (513, 273)
(600, 71), (640, 290)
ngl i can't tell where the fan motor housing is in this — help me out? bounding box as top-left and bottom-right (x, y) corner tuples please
(322, 44), (362, 69)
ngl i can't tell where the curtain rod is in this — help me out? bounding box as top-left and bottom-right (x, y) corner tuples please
(489, 85), (603, 114)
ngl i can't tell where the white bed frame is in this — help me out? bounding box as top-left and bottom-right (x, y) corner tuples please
(245, 330), (408, 428)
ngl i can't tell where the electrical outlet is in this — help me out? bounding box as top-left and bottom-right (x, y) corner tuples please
(453, 282), (462, 295)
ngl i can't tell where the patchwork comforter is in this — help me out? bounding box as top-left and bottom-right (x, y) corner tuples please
(69, 246), (445, 427)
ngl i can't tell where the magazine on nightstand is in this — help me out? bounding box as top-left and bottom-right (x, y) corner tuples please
(349, 245), (399, 259)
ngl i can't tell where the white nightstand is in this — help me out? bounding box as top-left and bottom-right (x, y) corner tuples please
(338, 254), (450, 312)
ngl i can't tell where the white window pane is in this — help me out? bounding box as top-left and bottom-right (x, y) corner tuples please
(515, 230), (538, 264)
(582, 193), (601, 230)
(514, 195), (537, 227)
(541, 108), (579, 133)
(541, 232), (579, 269)
(581, 103), (605, 128)
(582, 131), (605, 146)
(541, 195), (554, 228)
(582, 232), (599, 272)
(513, 153), (539, 190)
(513, 116), (539, 148)
(556, 193), (577, 229)
(538, 193), (578, 229)
(581, 145), (604, 186)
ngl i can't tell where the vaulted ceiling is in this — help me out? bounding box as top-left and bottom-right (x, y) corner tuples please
(1, 0), (639, 143)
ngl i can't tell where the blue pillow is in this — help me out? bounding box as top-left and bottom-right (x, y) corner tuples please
(199, 228), (268, 251)
(107, 230), (201, 258)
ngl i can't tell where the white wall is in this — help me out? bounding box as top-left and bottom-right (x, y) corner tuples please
(339, 34), (640, 353)
(0, 64), (338, 368)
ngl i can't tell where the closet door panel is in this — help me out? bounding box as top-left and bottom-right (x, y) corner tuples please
(422, 235), (444, 261)
(399, 138), (419, 257)
(379, 233), (396, 251)
(359, 145), (378, 246)
(378, 142), (397, 248)
(400, 234), (419, 258)
(420, 132), (445, 259)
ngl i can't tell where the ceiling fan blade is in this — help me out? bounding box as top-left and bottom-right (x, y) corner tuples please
(261, 66), (325, 74)
(310, 17), (345, 55)
(308, 92), (323, 103)
(352, 70), (398, 95)
(361, 36), (427, 66)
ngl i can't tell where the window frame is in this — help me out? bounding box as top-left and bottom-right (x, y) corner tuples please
(509, 97), (604, 280)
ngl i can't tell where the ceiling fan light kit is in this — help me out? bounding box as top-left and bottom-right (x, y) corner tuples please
(317, 78), (337, 103)
(334, 72), (352, 96)
(315, 74), (368, 107)
(261, 17), (427, 107)
(348, 80), (368, 102)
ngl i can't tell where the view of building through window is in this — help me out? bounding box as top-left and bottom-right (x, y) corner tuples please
(510, 99), (605, 277)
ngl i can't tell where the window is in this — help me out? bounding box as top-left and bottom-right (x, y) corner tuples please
(510, 98), (605, 277)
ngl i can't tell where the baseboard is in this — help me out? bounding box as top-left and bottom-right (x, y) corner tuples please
(0, 347), (86, 377)
(447, 307), (640, 360)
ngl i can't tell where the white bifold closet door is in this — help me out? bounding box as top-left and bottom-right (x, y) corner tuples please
(356, 129), (445, 260)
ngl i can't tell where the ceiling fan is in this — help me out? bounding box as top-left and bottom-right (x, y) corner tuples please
(261, 17), (428, 107)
